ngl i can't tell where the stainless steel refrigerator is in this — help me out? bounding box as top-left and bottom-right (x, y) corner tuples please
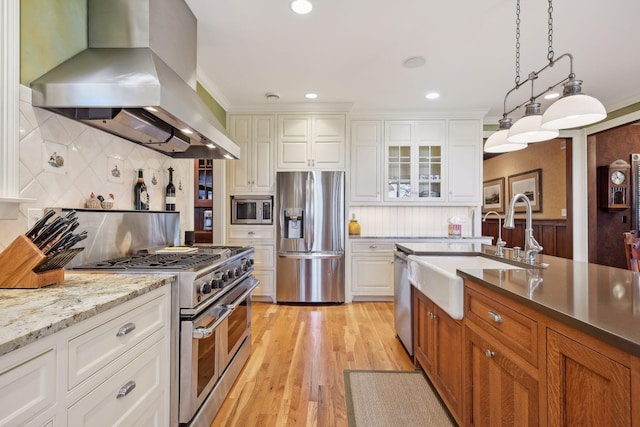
(276, 171), (345, 303)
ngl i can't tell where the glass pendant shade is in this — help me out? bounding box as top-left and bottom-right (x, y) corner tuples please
(484, 129), (527, 153)
(508, 102), (559, 143)
(540, 93), (606, 129)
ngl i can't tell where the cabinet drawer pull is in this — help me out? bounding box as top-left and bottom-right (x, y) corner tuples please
(487, 311), (503, 323)
(369, 245), (377, 249)
(116, 322), (136, 337)
(485, 349), (495, 358)
(248, 231), (255, 235)
(116, 380), (136, 399)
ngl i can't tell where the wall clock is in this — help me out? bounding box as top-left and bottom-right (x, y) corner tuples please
(599, 159), (630, 211)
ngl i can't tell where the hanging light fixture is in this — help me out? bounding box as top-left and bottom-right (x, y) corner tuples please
(540, 77), (607, 129)
(485, 118), (527, 153)
(488, 0), (606, 151)
(508, 79), (559, 143)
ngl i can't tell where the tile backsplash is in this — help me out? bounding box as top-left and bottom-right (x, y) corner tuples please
(0, 86), (194, 250)
(348, 205), (477, 237)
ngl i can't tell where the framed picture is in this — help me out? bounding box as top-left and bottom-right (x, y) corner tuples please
(508, 168), (542, 213)
(482, 177), (505, 213)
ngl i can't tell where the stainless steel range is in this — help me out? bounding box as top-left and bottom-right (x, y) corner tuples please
(61, 209), (258, 427)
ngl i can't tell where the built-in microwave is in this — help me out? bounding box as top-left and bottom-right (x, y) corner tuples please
(231, 195), (273, 225)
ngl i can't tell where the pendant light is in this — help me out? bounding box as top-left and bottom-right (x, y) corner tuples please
(484, 118), (527, 153)
(491, 0), (605, 150)
(540, 78), (606, 129)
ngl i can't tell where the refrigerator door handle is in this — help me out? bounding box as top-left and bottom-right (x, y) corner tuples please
(305, 173), (315, 251)
(277, 252), (344, 259)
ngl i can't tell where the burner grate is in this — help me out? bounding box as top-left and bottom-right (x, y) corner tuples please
(74, 253), (221, 270)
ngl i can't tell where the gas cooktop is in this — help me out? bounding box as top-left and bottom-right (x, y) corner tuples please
(72, 252), (222, 270)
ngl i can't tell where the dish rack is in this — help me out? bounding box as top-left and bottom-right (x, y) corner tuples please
(0, 235), (83, 288)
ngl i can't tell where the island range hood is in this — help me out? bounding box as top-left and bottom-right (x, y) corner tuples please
(30, 0), (240, 160)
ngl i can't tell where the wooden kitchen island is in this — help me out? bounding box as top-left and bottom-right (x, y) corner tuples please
(406, 245), (640, 426)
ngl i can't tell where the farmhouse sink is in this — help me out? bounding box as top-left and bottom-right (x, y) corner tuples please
(407, 255), (524, 320)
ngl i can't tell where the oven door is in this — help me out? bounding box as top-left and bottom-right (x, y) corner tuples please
(220, 276), (259, 368)
(179, 301), (230, 424)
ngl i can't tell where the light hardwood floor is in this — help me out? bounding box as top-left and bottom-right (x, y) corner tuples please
(211, 301), (415, 426)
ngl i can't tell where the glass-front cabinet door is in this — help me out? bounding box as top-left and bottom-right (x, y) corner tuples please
(384, 120), (445, 202)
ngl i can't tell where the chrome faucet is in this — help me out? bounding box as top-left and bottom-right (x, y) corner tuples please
(504, 193), (543, 264)
(482, 210), (506, 257)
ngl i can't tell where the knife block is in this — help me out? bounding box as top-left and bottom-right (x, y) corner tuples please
(0, 235), (65, 288)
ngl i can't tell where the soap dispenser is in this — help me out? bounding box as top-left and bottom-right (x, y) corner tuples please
(348, 213), (361, 235)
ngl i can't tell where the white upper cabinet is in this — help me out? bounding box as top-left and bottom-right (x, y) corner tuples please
(228, 115), (275, 194)
(447, 119), (482, 203)
(384, 120), (446, 202)
(277, 114), (346, 170)
(350, 121), (382, 202)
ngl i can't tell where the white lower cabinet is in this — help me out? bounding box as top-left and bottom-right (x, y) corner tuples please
(67, 338), (166, 427)
(227, 225), (275, 301)
(350, 241), (395, 299)
(0, 348), (56, 426)
(0, 286), (170, 427)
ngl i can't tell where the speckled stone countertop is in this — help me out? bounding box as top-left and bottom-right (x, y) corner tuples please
(0, 272), (174, 357)
(404, 244), (640, 357)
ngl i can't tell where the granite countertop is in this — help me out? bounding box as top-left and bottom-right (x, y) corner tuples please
(404, 244), (640, 357)
(0, 272), (175, 357)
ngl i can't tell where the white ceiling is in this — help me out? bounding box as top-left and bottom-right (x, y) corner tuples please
(185, 0), (640, 122)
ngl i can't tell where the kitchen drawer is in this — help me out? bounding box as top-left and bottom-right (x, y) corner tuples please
(67, 292), (168, 390)
(465, 285), (538, 367)
(253, 244), (275, 269)
(0, 348), (56, 426)
(351, 241), (395, 253)
(227, 226), (275, 241)
(67, 338), (166, 427)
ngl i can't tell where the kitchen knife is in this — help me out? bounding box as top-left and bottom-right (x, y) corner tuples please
(37, 220), (70, 249)
(32, 216), (65, 244)
(25, 209), (56, 240)
(60, 231), (88, 251)
(43, 220), (80, 255)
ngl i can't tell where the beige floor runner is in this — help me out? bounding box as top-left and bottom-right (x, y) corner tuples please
(344, 370), (456, 427)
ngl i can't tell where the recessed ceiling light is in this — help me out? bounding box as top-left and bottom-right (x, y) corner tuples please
(181, 128), (193, 135)
(144, 106), (158, 112)
(265, 92), (280, 101)
(290, 0), (312, 14)
(224, 154), (234, 159)
(544, 92), (561, 100)
(402, 56), (426, 69)
(305, 92), (318, 99)
(205, 143), (216, 149)
(425, 92), (440, 100)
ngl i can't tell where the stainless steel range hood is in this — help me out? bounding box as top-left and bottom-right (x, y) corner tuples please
(30, 0), (240, 160)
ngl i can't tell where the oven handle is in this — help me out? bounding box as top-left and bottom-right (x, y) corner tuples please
(192, 308), (232, 340)
(224, 278), (260, 311)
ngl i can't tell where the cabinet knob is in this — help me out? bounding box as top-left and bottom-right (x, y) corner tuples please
(487, 311), (504, 323)
(427, 311), (437, 319)
(485, 349), (496, 358)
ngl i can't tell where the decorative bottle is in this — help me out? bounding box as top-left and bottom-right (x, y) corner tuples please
(134, 169), (149, 210)
(348, 213), (361, 235)
(165, 167), (176, 211)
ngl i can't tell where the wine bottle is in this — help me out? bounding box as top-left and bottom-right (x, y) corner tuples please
(165, 167), (176, 211)
(134, 169), (150, 210)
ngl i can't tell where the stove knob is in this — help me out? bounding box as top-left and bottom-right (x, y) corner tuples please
(232, 267), (240, 277)
(249, 258), (255, 265)
(211, 277), (222, 288)
(221, 272), (228, 282)
(242, 262), (249, 272)
(227, 269), (235, 279)
(198, 282), (212, 295)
